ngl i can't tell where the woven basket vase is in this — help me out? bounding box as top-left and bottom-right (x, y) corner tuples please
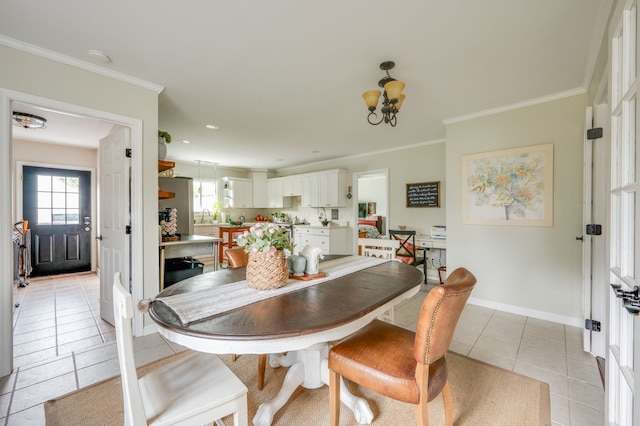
(246, 250), (289, 290)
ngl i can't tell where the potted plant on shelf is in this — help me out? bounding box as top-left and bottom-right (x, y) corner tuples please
(236, 223), (294, 290)
(158, 130), (172, 160)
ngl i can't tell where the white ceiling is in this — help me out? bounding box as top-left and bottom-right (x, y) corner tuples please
(1, 0), (610, 170)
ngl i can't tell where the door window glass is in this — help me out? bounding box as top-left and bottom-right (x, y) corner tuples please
(36, 174), (81, 225)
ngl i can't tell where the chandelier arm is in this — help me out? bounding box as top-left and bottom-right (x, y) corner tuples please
(366, 112), (384, 126)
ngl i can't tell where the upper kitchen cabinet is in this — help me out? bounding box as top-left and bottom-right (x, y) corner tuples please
(281, 176), (302, 197)
(251, 170), (268, 208)
(301, 169), (348, 208)
(266, 177), (293, 209)
(222, 177), (253, 208)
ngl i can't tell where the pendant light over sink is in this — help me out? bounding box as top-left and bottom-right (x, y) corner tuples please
(362, 61), (406, 127)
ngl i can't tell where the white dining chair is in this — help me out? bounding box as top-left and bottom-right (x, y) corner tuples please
(113, 272), (248, 426)
(357, 238), (400, 323)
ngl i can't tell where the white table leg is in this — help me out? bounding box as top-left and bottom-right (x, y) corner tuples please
(252, 360), (305, 426)
(252, 343), (374, 426)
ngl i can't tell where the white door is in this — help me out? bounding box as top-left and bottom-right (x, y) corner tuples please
(98, 126), (131, 325)
(582, 104), (609, 359)
(607, 3), (639, 424)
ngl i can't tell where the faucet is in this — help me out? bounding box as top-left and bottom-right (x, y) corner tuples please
(201, 208), (211, 223)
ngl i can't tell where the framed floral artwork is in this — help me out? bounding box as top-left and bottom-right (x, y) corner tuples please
(461, 144), (553, 226)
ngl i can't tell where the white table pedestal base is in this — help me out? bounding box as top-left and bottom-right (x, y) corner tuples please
(252, 342), (374, 426)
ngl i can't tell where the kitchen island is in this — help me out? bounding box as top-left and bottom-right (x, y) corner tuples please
(159, 234), (222, 290)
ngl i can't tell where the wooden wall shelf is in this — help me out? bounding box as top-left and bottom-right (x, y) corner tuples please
(158, 160), (175, 173)
(158, 190), (175, 199)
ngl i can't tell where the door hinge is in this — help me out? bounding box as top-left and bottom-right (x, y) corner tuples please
(586, 127), (603, 140)
(586, 224), (602, 235)
(585, 319), (601, 332)
(125, 225), (132, 234)
(125, 148), (132, 158)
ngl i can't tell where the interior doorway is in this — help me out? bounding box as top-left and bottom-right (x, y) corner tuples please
(352, 169), (389, 250)
(1, 90), (143, 377)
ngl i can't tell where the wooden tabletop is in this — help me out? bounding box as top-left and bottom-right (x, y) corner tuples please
(149, 257), (423, 343)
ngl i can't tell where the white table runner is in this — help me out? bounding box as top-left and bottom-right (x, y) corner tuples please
(152, 255), (390, 325)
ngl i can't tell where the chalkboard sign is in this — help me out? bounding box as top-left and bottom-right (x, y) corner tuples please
(406, 181), (440, 208)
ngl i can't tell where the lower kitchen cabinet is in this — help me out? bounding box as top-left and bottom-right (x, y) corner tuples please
(293, 226), (348, 255)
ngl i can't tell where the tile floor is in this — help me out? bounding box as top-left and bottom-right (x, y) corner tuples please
(1, 272), (603, 425)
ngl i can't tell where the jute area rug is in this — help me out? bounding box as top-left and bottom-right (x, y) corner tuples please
(45, 350), (550, 425)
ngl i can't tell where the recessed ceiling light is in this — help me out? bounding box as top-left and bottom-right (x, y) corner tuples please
(181, 140), (190, 144)
(205, 124), (219, 130)
(88, 49), (111, 64)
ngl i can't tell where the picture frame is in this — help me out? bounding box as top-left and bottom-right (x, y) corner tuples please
(367, 202), (377, 215)
(461, 144), (553, 226)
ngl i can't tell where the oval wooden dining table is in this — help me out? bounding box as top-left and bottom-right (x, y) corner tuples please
(149, 255), (423, 426)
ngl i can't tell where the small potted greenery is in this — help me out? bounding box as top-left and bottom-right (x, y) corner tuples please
(158, 130), (172, 160)
(212, 200), (222, 224)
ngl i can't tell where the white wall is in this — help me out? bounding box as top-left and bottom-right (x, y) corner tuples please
(0, 43), (160, 341)
(446, 94), (587, 325)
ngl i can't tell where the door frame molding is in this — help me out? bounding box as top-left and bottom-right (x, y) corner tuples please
(16, 161), (98, 273)
(351, 168), (390, 252)
(0, 88), (144, 377)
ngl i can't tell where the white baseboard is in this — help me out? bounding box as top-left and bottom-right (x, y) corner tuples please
(468, 296), (583, 328)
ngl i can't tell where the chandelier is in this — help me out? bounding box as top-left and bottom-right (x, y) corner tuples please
(362, 61), (406, 127)
(12, 112), (47, 129)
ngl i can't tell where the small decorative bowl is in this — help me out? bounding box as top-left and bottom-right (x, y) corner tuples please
(398, 225), (407, 230)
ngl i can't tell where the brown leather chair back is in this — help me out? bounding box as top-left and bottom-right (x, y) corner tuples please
(414, 267), (476, 365)
(226, 247), (249, 269)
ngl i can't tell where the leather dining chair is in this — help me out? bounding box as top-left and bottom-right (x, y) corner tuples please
(389, 229), (428, 283)
(112, 272), (248, 425)
(225, 247), (269, 390)
(226, 246), (249, 269)
(328, 267), (477, 426)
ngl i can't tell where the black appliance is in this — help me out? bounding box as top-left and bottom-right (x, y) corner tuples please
(164, 257), (204, 287)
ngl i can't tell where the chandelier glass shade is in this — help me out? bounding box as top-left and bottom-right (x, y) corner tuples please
(12, 112), (47, 129)
(362, 61), (405, 127)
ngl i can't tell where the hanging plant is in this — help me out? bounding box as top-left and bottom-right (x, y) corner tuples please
(158, 130), (172, 143)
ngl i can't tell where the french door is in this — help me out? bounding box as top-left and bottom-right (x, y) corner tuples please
(607, 2), (639, 424)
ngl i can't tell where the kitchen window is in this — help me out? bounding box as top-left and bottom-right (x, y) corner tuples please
(193, 178), (218, 213)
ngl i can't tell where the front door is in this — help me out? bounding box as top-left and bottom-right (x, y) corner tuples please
(22, 166), (92, 277)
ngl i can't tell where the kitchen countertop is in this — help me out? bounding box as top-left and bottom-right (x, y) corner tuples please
(159, 234), (222, 246)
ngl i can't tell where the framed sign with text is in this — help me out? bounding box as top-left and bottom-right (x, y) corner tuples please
(406, 181), (440, 208)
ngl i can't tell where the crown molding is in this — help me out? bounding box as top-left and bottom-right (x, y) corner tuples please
(0, 35), (164, 94)
(443, 87), (587, 125)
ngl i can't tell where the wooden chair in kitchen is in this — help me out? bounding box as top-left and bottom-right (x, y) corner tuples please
(328, 267), (476, 426)
(357, 237), (400, 323)
(225, 247), (269, 390)
(389, 229), (428, 283)
(112, 272), (248, 425)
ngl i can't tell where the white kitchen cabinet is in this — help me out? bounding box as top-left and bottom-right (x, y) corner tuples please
(252, 170), (268, 208)
(192, 224), (220, 266)
(282, 176), (302, 196)
(301, 174), (319, 207)
(293, 225), (348, 255)
(266, 178), (293, 208)
(222, 177), (253, 208)
(300, 169), (348, 207)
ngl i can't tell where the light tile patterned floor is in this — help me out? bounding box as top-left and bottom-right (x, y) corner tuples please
(1, 273), (603, 425)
